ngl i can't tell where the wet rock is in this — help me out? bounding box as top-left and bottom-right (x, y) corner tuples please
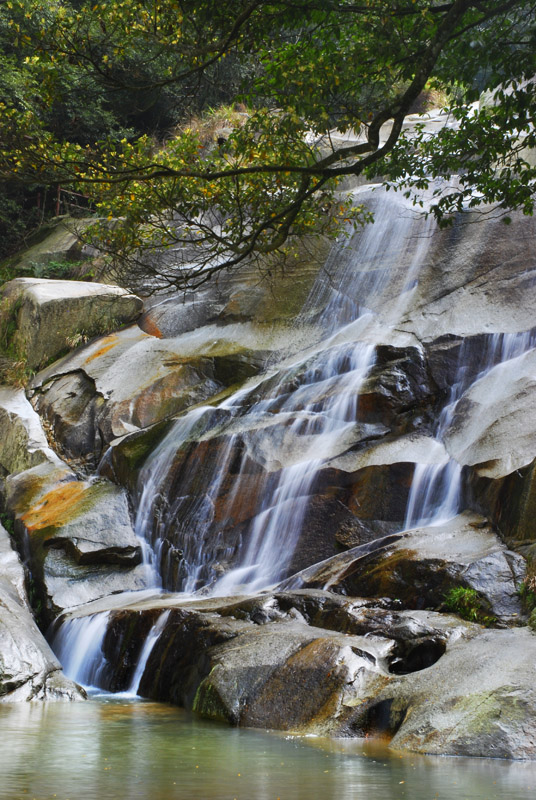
(5, 468), (146, 625)
(398, 207), (536, 340)
(29, 323), (276, 466)
(357, 345), (439, 432)
(0, 387), (64, 475)
(444, 349), (536, 478)
(469, 457), (536, 556)
(279, 514), (524, 624)
(0, 277), (143, 370)
(69, 593), (391, 732)
(376, 627), (536, 759)
(139, 234), (332, 335)
(0, 522), (85, 701)
(58, 588), (536, 758)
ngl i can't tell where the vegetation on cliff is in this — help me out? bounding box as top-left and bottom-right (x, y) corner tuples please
(0, 1), (535, 286)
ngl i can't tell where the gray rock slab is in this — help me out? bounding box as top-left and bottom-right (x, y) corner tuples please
(5, 468), (146, 623)
(397, 208), (536, 340)
(444, 349), (536, 478)
(1, 277), (143, 370)
(0, 523), (84, 701)
(279, 513), (524, 623)
(0, 387), (63, 475)
(382, 627), (536, 759)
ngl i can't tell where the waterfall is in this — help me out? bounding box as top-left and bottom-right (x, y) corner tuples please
(404, 329), (536, 529)
(129, 189), (436, 595)
(48, 182), (536, 694)
(51, 613), (111, 689)
(212, 340), (376, 594)
(125, 610), (171, 695)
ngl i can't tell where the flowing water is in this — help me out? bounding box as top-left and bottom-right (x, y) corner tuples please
(52, 187), (536, 684)
(125, 190), (437, 595)
(45, 185), (536, 795)
(2, 698), (536, 800)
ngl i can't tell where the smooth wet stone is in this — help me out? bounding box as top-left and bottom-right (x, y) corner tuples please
(470, 457), (536, 555)
(278, 513), (524, 624)
(58, 588), (536, 758)
(444, 349), (536, 478)
(0, 523), (85, 701)
(397, 207), (536, 340)
(0, 277), (143, 370)
(5, 468), (146, 625)
(376, 627), (536, 759)
(29, 322), (279, 466)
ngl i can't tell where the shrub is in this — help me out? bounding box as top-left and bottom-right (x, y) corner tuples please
(443, 586), (496, 627)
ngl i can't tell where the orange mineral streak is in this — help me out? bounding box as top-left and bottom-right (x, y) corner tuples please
(21, 481), (89, 532)
(84, 334), (119, 364)
(140, 317), (163, 338)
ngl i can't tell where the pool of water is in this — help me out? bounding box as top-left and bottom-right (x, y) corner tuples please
(1, 697), (536, 800)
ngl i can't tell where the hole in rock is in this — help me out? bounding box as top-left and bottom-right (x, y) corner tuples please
(359, 699), (406, 739)
(388, 637), (446, 675)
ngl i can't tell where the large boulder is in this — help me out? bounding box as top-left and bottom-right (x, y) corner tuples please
(0, 387), (64, 476)
(375, 626), (536, 759)
(278, 513), (525, 625)
(6, 468), (147, 626)
(0, 277), (143, 370)
(397, 207), (536, 341)
(0, 389), (147, 626)
(29, 322), (276, 466)
(0, 522), (84, 701)
(138, 233), (333, 334)
(52, 588), (536, 758)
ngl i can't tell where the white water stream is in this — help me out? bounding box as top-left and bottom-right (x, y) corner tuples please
(50, 185), (536, 692)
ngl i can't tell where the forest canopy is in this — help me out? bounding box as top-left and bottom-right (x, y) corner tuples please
(1, 0), (535, 289)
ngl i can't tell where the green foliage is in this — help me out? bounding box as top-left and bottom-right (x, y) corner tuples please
(0, 512), (14, 537)
(444, 586), (496, 627)
(1, 2), (535, 282)
(518, 565), (536, 614)
(27, 259), (77, 279)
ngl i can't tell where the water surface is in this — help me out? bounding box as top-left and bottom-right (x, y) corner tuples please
(1, 697), (536, 800)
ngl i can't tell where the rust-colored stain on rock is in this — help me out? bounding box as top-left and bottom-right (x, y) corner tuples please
(84, 334), (119, 363)
(21, 481), (89, 531)
(141, 317), (163, 338)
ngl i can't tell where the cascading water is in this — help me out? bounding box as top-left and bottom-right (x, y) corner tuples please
(51, 613), (111, 688)
(403, 328), (536, 528)
(48, 180), (536, 696)
(128, 188), (436, 596)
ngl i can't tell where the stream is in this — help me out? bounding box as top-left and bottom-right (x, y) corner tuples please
(2, 697), (536, 800)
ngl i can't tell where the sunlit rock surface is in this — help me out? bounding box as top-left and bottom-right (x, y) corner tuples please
(0, 523), (84, 701)
(0, 390), (146, 628)
(0, 387), (64, 475)
(53, 589), (536, 758)
(0, 277), (142, 370)
(278, 513), (525, 624)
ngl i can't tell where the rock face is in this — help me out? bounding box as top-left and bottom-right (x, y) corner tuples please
(278, 513), (525, 624)
(0, 385), (146, 629)
(0, 277), (143, 370)
(53, 589), (536, 758)
(0, 522), (84, 701)
(4, 179), (536, 758)
(6, 469), (147, 626)
(0, 387), (64, 476)
(28, 324), (273, 467)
